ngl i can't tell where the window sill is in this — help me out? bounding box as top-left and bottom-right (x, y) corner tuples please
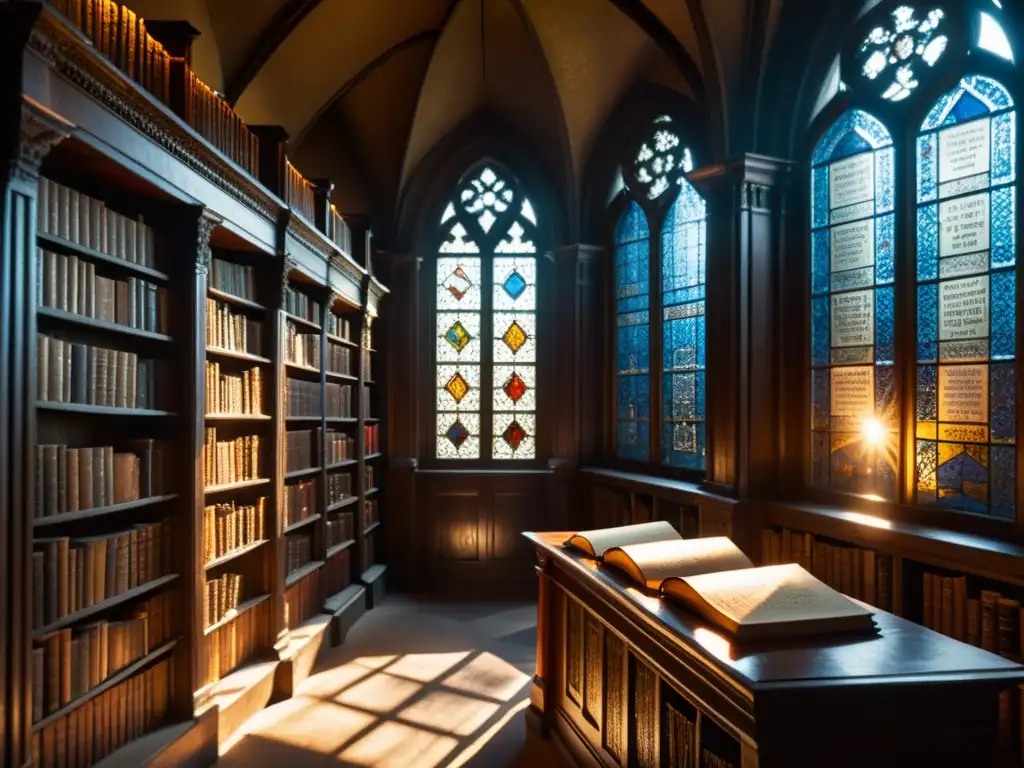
(580, 467), (735, 504)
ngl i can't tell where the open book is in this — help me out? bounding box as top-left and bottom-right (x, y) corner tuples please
(563, 523), (875, 641)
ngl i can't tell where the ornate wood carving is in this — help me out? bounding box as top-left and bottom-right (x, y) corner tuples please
(604, 632), (626, 764)
(566, 599), (584, 705)
(584, 613), (603, 727)
(664, 703), (698, 768)
(632, 656), (658, 768)
(280, 256), (298, 306)
(14, 98), (73, 181)
(26, 18), (277, 220)
(195, 210), (222, 274)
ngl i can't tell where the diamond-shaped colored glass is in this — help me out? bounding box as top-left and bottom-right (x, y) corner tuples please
(445, 372), (470, 403)
(502, 321), (528, 354)
(502, 420), (528, 451)
(444, 266), (473, 300)
(444, 321), (472, 352)
(502, 270), (527, 300)
(446, 420), (470, 448)
(503, 372), (528, 403)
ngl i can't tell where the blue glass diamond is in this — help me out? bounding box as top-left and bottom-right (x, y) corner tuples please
(502, 270), (527, 300)
(445, 420), (470, 448)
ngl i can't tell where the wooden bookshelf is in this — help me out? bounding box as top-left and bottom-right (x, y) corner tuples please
(3, 5), (388, 764)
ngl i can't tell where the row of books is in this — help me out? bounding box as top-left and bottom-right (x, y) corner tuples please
(284, 551), (318, 630)
(210, 258), (257, 302)
(362, 536), (376, 571)
(202, 499), (267, 566)
(761, 528), (893, 611)
(365, 466), (375, 491)
(361, 385), (373, 418)
(327, 512), (355, 548)
(322, 548), (352, 599)
(35, 440), (166, 519)
(206, 299), (265, 357)
(326, 344), (353, 375)
(364, 499), (378, 529)
(284, 285), (318, 324)
(285, 378), (322, 418)
(366, 424), (380, 454)
(285, 429), (319, 473)
(284, 480), (316, 528)
(362, 349), (372, 380)
(38, 249), (168, 334)
(326, 313), (353, 342)
(327, 473), (353, 506)
(31, 657), (171, 768)
(329, 205), (352, 255)
(327, 382), (354, 418)
(328, 430), (356, 462)
(204, 573), (244, 629)
(37, 177), (157, 268)
(33, 603), (165, 721)
(186, 69), (260, 177)
(37, 335), (160, 410)
(33, 521), (170, 631)
(286, 162), (316, 225)
(205, 362), (264, 416)
(201, 596), (269, 688)
(202, 429), (261, 488)
(921, 572), (1024, 658)
(285, 326), (321, 369)
(286, 535), (314, 577)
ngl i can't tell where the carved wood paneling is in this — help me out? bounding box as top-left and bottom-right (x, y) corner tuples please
(583, 613), (602, 727)
(603, 632), (626, 764)
(493, 490), (536, 559)
(566, 599), (584, 705)
(436, 491), (480, 561)
(631, 656), (659, 768)
(664, 704), (698, 768)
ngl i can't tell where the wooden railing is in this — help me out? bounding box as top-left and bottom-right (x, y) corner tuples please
(329, 204), (352, 255)
(286, 161), (316, 225)
(185, 69), (259, 177)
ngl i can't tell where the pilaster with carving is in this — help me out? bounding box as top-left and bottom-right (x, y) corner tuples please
(1, 94), (73, 768)
(689, 155), (792, 514)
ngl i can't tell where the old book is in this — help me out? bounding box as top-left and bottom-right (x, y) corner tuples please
(661, 563), (875, 642)
(603, 536), (753, 591)
(563, 520), (681, 558)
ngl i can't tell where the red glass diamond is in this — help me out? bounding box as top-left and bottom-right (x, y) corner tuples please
(502, 420), (528, 451)
(503, 372), (528, 403)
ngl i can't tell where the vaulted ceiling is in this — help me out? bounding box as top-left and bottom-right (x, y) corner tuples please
(127, 0), (827, 244)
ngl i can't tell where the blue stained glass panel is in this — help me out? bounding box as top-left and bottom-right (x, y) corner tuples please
(876, 286), (895, 363)
(917, 205), (938, 281)
(812, 297), (829, 365)
(922, 75), (1015, 130)
(876, 364), (897, 427)
(812, 368), (829, 430)
(993, 112), (1016, 185)
(876, 147), (895, 212)
(917, 283), (938, 362)
(617, 373), (650, 419)
(812, 109), (893, 166)
(616, 322), (649, 373)
(991, 363), (1015, 444)
(617, 421), (649, 462)
(812, 230), (829, 295)
(876, 214), (895, 284)
(991, 187), (1016, 268)
(917, 365), (937, 422)
(663, 315), (700, 369)
(990, 446), (1016, 520)
(992, 269), (1016, 359)
(916, 439), (939, 504)
(812, 166), (829, 229)
(918, 133), (937, 203)
(935, 444), (989, 514)
(615, 200), (649, 243)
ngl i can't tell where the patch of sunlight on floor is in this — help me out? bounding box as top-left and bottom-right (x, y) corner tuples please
(447, 699), (531, 768)
(442, 651), (531, 702)
(352, 654), (399, 670)
(384, 651), (472, 683)
(335, 671), (423, 713)
(298, 659), (377, 699)
(396, 689), (501, 736)
(340, 720), (460, 767)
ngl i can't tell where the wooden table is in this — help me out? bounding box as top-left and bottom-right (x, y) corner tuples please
(525, 531), (1024, 767)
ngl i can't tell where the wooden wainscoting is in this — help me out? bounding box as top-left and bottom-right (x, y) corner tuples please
(416, 470), (550, 598)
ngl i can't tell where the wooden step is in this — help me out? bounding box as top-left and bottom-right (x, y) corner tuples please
(324, 583), (367, 646)
(273, 613), (332, 700)
(194, 658), (279, 749)
(361, 564), (387, 609)
(92, 709), (217, 768)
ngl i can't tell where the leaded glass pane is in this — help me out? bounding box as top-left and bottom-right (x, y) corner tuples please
(810, 109), (896, 499)
(616, 201), (650, 461)
(915, 76), (1016, 519)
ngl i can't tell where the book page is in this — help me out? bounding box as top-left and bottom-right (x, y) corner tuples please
(564, 520), (681, 557)
(678, 564), (872, 626)
(607, 537), (753, 589)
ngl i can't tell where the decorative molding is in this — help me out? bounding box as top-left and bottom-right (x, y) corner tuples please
(584, 615), (602, 726)
(280, 256), (298, 306)
(604, 633), (626, 763)
(741, 182), (772, 212)
(633, 659), (658, 768)
(195, 210), (222, 274)
(566, 600), (584, 705)
(14, 98), (74, 182)
(27, 17), (278, 221)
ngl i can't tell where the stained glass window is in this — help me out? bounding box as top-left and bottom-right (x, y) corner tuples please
(915, 75), (1016, 519)
(856, 5), (948, 101)
(661, 178), (706, 469)
(810, 109), (897, 499)
(615, 201), (650, 461)
(435, 166), (538, 460)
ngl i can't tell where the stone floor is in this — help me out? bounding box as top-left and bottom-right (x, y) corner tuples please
(215, 597), (567, 767)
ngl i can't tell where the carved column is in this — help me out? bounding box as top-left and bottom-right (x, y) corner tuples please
(690, 155), (791, 511)
(531, 550), (553, 730)
(2, 97), (72, 768)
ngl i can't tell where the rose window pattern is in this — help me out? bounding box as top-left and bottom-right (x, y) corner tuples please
(436, 166), (538, 460)
(632, 115), (694, 201)
(857, 5), (947, 102)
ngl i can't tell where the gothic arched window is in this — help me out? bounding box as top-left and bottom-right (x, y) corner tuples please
(614, 115), (707, 471)
(435, 165), (539, 461)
